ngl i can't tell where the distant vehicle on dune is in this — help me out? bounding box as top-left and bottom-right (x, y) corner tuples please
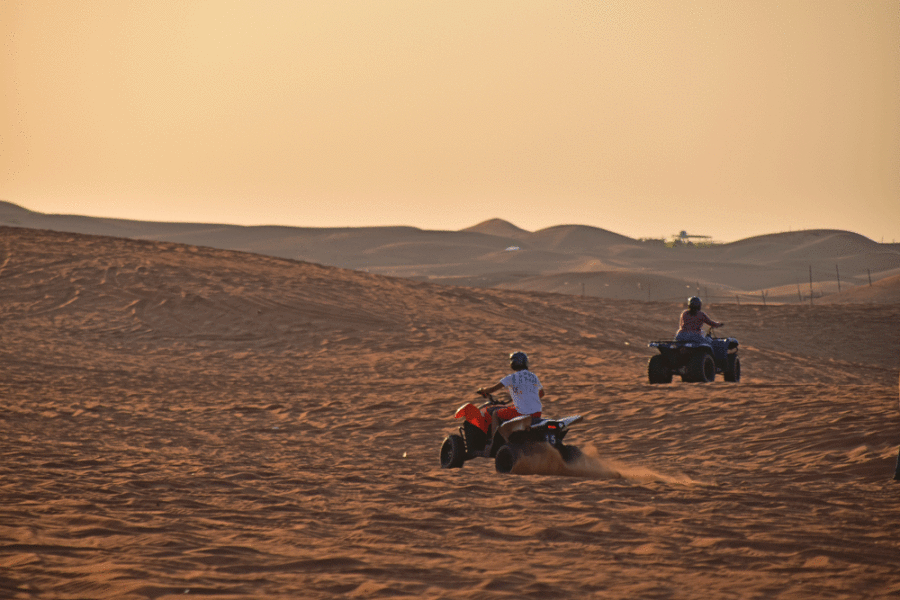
(648, 328), (741, 384)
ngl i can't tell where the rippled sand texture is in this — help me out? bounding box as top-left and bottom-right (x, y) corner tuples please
(1, 226), (898, 599)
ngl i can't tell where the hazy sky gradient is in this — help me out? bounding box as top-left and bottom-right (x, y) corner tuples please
(2, 1), (898, 242)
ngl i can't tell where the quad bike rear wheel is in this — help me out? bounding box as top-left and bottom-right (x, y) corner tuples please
(495, 445), (521, 473)
(559, 444), (582, 463)
(686, 352), (715, 383)
(648, 354), (672, 384)
(440, 434), (466, 469)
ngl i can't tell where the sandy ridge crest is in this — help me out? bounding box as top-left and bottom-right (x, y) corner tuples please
(3, 202), (898, 304)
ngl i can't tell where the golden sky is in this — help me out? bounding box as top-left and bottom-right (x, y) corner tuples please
(2, 1), (898, 242)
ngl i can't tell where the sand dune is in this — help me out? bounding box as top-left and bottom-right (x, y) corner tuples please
(719, 230), (882, 261)
(3, 201), (898, 305)
(496, 270), (730, 302)
(817, 273), (900, 305)
(461, 218), (531, 239)
(1, 225), (898, 599)
(523, 224), (639, 253)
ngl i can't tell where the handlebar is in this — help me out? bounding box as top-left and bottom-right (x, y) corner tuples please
(477, 392), (509, 407)
(706, 324), (726, 339)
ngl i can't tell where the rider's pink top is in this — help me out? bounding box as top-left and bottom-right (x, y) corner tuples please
(677, 310), (721, 334)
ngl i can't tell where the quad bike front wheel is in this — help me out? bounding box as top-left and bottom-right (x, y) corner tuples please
(440, 434), (466, 469)
(725, 355), (741, 382)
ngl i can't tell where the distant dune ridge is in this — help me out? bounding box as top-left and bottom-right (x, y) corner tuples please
(0, 225), (898, 598)
(2, 200), (898, 304)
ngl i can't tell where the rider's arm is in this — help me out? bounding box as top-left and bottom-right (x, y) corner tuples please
(478, 382), (504, 397)
(539, 388), (545, 399)
(700, 312), (723, 328)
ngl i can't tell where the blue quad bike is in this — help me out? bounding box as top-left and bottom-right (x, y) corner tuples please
(648, 329), (740, 384)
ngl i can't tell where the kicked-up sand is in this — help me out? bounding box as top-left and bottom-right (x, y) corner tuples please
(1, 226), (898, 599)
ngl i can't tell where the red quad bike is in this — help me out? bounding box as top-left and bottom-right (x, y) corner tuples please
(439, 394), (583, 473)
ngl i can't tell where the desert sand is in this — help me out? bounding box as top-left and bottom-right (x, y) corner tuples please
(1, 224), (899, 599)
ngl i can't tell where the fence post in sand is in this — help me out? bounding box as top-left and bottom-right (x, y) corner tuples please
(835, 265), (841, 293)
(809, 265), (814, 306)
(761, 290), (767, 306)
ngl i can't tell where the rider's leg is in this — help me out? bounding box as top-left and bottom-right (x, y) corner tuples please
(491, 406), (523, 448)
(490, 411), (502, 446)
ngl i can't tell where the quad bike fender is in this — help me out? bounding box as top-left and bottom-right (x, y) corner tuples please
(455, 403), (490, 433)
(497, 414), (533, 441)
(553, 415), (583, 428)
